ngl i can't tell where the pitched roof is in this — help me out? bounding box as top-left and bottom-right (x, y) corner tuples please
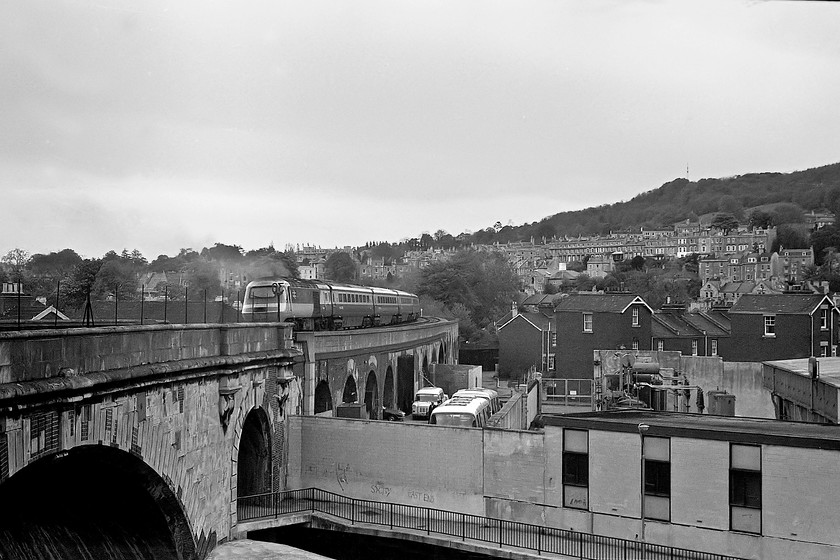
(729, 294), (835, 315)
(720, 281), (756, 294)
(652, 313), (704, 338)
(497, 311), (552, 332)
(679, 312), (731, 337)
(555, 293), (652, 314)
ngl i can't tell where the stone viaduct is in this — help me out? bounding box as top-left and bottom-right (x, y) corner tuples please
(0, 318), (458, 559)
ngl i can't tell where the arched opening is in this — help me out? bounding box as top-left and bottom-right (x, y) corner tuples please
(438, 343), (445, 364)
(422, 355), (429, 385)
(237, 407), (272, 499)
(0, 446), (195, 560)
(364, 371), (379, 419)
(314, 380), (333, 415)
(342, 375), (358, 403)
(383, 366), (395, 409)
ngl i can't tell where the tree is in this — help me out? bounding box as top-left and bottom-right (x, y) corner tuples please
(769, 203), (804, 226)
(417, 250), (520, 334)
(29, 249), (82, 277)
(419, 233), (434, 250)
(325, 252), (357, 282)
(202, 243), (243, 262)
(811, 224), (840, 266)
(771, 224), (810, 253)
(183, 261), (222, 298)
(630, 255), (646, 270)
(710, 212), (739, 235)
(95, 259), (139, 300)
(62, 259), (103, 309)
(1, 248), (31, 281)
(748, 209), (774, 230)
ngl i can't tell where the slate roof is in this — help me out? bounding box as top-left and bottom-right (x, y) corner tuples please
(720, 281), (756, 294)
(651, 310), (731, 338)
(555, 293), (651, 314)
(651, 313), (703, 337)
(730, 294), (835, 315)
(680, 312), (731, 337)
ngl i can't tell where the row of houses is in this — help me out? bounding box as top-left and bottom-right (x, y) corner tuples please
(497, 291), (840, 379)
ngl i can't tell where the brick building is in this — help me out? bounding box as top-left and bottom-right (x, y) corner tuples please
(554, 294), (653, 378)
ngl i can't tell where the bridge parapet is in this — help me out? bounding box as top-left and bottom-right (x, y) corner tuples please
(0, 323), (295, 385)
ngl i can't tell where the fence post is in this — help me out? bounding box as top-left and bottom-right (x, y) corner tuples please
(538, 526), (541, 555)
(427, 508), (430, 535)
(499, 519), (503, 547)
(390, 502), (393, 529)
(462, 513), (465, 541)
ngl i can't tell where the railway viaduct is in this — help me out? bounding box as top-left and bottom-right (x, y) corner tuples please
(0, 318), (458, 559)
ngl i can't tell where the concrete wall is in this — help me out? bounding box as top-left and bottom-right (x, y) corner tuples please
(429, 363), (481, 398)
(287, 415), (485, 514)
(287, 414), (840, 560)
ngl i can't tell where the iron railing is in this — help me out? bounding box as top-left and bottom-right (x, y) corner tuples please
(237, 488), (745, 560)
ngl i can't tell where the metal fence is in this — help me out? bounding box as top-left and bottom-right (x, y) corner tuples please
(237, 488), (745, 560)
(541, 378), (595, 410)
(0, 281), (246, 330)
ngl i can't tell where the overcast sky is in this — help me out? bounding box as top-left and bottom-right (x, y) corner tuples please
(2, 0), (838, 260)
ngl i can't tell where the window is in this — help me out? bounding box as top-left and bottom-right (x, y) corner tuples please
(657, 340), (664, 352)
(551, 332), (557, 347)
(563, 429), (588, 509)
(821, 341), (829, 357)
(632, 307), (640, 327)
(548, 355), (555, 370)
(643, 436), (670, 521)
(711, 339), (718, 356)
(583, 313), (593, 333)
(691, 339), (698, 356)
(764, 315), (776, 337)
(632, 337), (639, 350)
(821, 307), (829, 330)
(730, 444), (761, 534)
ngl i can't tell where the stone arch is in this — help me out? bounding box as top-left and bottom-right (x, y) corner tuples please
(237, 407), (272, 499)
(0, 446), (196, 560)
(383, 365), (395, 409)
(364, 370), (380, 419)
(314, 379), (333, 415)
(342, 375), (358, 403)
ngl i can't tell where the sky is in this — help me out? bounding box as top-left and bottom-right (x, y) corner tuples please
(1, 0), (839, 260)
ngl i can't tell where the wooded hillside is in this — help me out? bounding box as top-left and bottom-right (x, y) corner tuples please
(479, 162), (840, 244)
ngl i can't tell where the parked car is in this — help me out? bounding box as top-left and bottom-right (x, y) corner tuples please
(411, 386), (448, 420)
(382, 407), (406, 421)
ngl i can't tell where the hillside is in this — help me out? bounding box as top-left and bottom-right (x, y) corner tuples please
(482, 162), (840, 244)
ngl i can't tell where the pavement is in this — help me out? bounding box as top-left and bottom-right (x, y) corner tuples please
(206, 539), (332, 560)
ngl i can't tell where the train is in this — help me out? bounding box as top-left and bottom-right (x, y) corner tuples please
(240, 278), (421, 330)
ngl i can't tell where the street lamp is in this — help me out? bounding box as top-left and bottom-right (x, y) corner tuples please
(638, 422), (650, 543)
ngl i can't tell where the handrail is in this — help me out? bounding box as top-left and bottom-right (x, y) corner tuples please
(237, 488), (746, 560)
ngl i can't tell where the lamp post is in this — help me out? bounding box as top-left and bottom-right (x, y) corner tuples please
(638, 422), (650, 543)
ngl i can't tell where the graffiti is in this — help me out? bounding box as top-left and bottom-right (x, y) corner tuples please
(370, 483), (391, 497)
(408, 490), (435, 504)
(336, 462), (350, 491)
(568, 497), (588, 508)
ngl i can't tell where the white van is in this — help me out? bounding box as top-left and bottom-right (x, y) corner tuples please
(411, 387), (448, 419)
